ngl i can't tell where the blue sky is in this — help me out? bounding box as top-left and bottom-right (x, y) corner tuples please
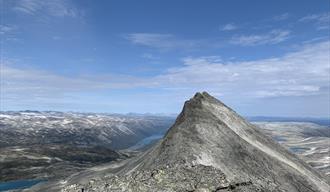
(0, 0), (329, 117)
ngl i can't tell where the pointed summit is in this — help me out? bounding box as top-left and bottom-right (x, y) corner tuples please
(186, 91), (226, 106)
(60, 92), (329, 192)
(136, 92), (329, 191)
(192, 91), (211, 100)
(193, 91), (217, 100)
(179, 91), (230, 124)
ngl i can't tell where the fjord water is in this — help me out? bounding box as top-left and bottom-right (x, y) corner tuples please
(0, 179), (45, 191)
(128, 134), (163, 150)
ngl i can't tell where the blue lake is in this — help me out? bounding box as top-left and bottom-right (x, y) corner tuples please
(0, 179), (45, 191)
(129, 134), (163, 150)
(290, 147), (309, 153)
(273, 136), (286, 142)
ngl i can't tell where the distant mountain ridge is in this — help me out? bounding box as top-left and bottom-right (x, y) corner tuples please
(2, 110), (328, 126)
(0, 111), (174, 149)
(248, 116), (330, 126)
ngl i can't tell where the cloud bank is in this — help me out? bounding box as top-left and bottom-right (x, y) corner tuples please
(2, 41), (329, 103)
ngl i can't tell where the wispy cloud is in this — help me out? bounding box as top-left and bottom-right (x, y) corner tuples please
(299, 12), (330, 30)
(1, 41), (329, 109)
(155, 40), (329, 98)
(0, 60), (150, 103)
(0, 25), (21, 42)
(0, 25), (16, 35)
(220, 23), (238, 31)
(230, 29), (291, 46)
(13, 0), (82, 18)
(141, 53), (159, 60)
(273, 13), (290, 21)
(181, 56), (222, 66)
(125, 33), (205, 50)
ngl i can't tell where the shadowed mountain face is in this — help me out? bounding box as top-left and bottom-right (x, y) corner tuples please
(56, 92), (329, 192)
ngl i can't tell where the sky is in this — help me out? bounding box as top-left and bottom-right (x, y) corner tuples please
(0, 0), (329, 117)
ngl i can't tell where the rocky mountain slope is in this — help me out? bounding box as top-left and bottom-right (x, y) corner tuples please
(56, 92), (329, 192)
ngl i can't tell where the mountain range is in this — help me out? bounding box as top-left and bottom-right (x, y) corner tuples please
(0, 112), (174, 182)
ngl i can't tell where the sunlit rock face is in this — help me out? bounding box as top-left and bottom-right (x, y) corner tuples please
(58, 92), (329, 192)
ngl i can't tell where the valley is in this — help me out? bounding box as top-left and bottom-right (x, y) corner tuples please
(0, 111), (174, 183)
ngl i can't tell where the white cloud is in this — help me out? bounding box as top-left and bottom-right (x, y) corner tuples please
(14, 0), (81, 18)
(299, 12), (330, 30)
(154, 41), (329, 98)
(0, 25), (16, 35)
(230, 30), (291, 46)
(1, 41), (329, 110)
(125, 33), (204, 50)
(273, 13), (290, 21)
(141, 53), (159, 60)
(221, 23), (238, 31)
(0, 25), (21, 42)
(182, 56), (222, 66)
(0, 61), (150, 102)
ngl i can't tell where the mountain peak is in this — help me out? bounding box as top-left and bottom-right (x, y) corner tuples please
(182, 91), (228, 115)
(187, 91), (229, 109)
(191, 91), (217, 103)
(60, 92), (329, 192)
(145, 92), (329, 191)
(192, 91), (209, 99)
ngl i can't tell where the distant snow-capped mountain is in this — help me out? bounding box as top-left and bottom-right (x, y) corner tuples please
(0, 111), (174, 149)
